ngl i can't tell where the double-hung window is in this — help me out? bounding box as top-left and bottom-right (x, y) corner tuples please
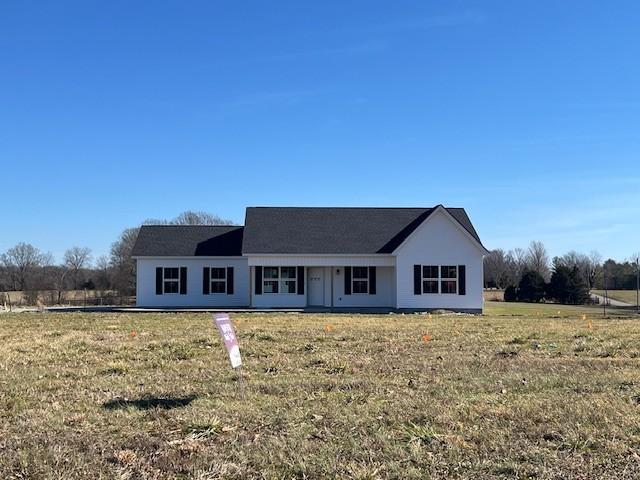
(420, 265), (457, 294)
(163, 267), (180, 294)
(422, 266), (439, 294)
(210, 267), (227, 294)
(352, 267), (369, 294)
(440, 266), (458, 294)
(263, 267), (297, 294)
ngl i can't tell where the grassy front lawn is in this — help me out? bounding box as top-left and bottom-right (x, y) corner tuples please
(593, 289), (639, 306)
(1, 303), (639, 479)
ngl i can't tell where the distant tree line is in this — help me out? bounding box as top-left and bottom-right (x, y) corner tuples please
(597, 257), (640, 290)
(485, 241), (639, 305)
(0, 211), (231, 304)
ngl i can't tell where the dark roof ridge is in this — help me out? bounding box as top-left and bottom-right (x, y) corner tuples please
(248, 206), (437, 209)
(139, 224), (243, 227)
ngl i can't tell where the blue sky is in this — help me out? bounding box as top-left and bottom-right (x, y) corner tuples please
(1, 1), (639, 263)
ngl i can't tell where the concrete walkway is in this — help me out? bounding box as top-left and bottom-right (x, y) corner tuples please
(590, 293), (633, 308)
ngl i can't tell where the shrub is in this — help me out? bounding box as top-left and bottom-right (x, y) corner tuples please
(504, 285), (518, 302)
(517, 271), (546, 302)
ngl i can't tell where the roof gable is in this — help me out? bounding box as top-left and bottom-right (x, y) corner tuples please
(392, 205), (490, 255)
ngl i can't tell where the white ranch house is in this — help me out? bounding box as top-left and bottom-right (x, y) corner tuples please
(132, 206), (488, 312)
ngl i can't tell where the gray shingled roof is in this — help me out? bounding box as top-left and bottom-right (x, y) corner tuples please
(132, 225), (244, 257)
(241, 206), (483, 255)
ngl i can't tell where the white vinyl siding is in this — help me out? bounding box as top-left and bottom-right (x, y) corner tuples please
(136, 257), (249, 307)
(395, 208), (483, 311)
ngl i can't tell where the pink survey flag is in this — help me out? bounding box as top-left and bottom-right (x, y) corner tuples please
(213, 313), (242, 369)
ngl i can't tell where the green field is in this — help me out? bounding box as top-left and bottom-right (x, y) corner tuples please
(1, 303), (639, 479)
(592, 289), (639, 306)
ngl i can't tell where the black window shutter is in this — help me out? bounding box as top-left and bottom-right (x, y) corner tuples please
(413, 265), (421, 295)
(458, 265), (466, 295)
(179, 267), (187, 294)
(369, 266), (376, 294)
(297, 266), (304, 295)
(227, 267), (234, 295)
(344, 267), (352, 295)
(203, 267), (210, 295)
(156, 267), (163, 295)
(255, 266), (262, 295)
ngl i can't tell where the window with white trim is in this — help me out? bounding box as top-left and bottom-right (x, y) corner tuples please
(210, 267), (227, 294)
(440, 265), (458, 294)
(352, 266), (369, 294)
(421, 265), (457, 294)
(422, 265), (439, 294)
(263, 266), (297, 294)
(163, 267), (180, 294)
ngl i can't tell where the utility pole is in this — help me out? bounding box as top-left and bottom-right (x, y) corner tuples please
(603, 266), (607, 317)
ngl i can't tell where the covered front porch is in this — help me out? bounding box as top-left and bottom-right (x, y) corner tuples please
(246, 255), (397, 309)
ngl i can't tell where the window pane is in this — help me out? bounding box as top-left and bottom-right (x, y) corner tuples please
(441, 266), (457, 279)
(264, 280), (279, 293)
(264, 267), (279, 279)
(211, 268), (226, 279)
(164, 280), (179, 294)
(422, 266), (438, 279)
(164, 267), (179, 279)
(281, 267), (297, 279)
(281, 280), (297, 293)
(423, 280), (438, 293)
(353, 280), (368, 294)
(211, 281), (226, 293)
(353, 267), (369, 279)
(441, 280), (457, 294)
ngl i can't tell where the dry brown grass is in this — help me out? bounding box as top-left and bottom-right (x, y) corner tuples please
(1, 303), (639, 479)
(1, 289), (120, 307)
(483, 289), (504, 302)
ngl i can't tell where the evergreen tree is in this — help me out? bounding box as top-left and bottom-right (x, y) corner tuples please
(504, 285), (518, 302)
(517, 270), (546, 302)
(549, 264), (589, 304)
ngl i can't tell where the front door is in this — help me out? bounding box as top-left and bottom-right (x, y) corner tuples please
(307, 267), (324, 306)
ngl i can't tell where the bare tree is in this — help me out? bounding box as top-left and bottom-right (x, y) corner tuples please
(171, 211), (233, 225)
(95, 255), (111, 290)
(142, 211), (233, 226)
(586, 251), (602, 289)
(50, 265), (69, 305)
(0, 243), (45, 290)
(38, 252), (56, 290)
(526, 241), (550, 281)
(110, 228), (139, 295)
(64, 247), (92, 289)
(484, 249), (509, 288)
(502, 248), (528, 287)
(557, 250), (597, 288)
